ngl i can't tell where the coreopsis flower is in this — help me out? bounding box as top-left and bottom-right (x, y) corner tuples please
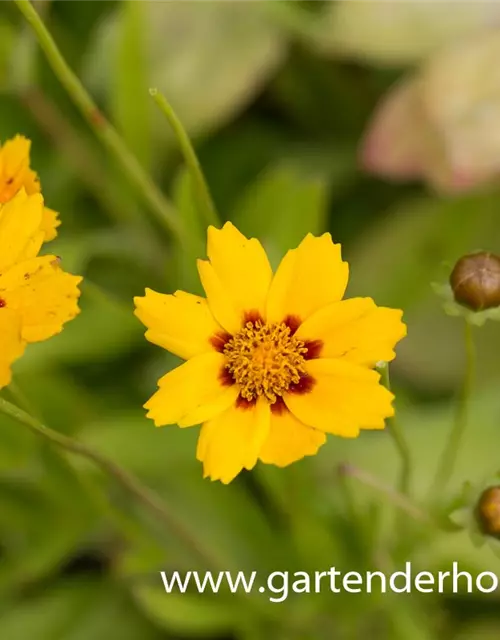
(0, 135), (60, 241)
(135, 223), (406, 484)
(361, 29), (500, 193)
(0, 189), (81, 387)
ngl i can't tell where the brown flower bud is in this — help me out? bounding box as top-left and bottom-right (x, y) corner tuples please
(450, 252), (500, 311)
(476, 486), (500, 538)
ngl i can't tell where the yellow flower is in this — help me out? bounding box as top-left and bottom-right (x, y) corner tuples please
(0, 135), (60, 241)
(0, 189), (82, 387)
(135, 223), (406, 484)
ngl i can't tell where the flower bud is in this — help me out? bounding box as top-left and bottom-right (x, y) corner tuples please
(475, 486), (500, 538)
(449, 252), (500, 312)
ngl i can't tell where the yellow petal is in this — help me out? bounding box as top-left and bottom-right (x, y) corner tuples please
(41, 207), (60, 242)
(197, 397), (270, 484)
(0, 307), (26, 389)
(259, 404), (326, 467)
(266, 233), (349, 325)
(0, 136), (32, 203)
(23, 167), (41, 196)
(0, 255), (82, 342)
(0, 190), (44, 272)
(296, 297), (407, 366)
(144, 351), (238, 427)
(197, 259), (241, 334)
(284, 359), (394, 436)
(134, 288), (223, 360)
(199, 222), (273, 331)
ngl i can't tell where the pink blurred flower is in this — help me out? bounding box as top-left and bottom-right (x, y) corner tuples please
(361, 30), (500, 194)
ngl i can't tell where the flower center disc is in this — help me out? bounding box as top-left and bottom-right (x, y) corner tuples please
(223, 320), (307, 402)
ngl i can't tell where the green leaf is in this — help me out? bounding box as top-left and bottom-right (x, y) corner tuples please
(170, 167), (205, 292)
(0, 578), (163, 640)
(347, 193), (499, 308)
(10, 370), (96, 436)
(15, 293), (142, 369)
(232, 160), (330, 266)
(0, 402), (37, 471)
(80, 412), (293, 573)
(314, 385), (500, 574)
(347, 192), (500, 390)
(314, 1), (500, 66)
(84, 2), (285, 143)
(112, 0), (151, 170)
(133, 584), (238, 636)
(0, 450), (96, 594)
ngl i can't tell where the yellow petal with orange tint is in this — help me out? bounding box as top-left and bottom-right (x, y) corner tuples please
(0, 190), (44, 271)
(296, 297), (406, 366)
(259, 405), (326, 467)
(134, 288), (223, 360)
(266, 233), (349, 325)
(0, 255), (81, 342)
(41, 207), (60, 242)
(284, 359), (394, 436)
(197, 397), (270, 483)
(145, 352), (237, 427)
(0, 136), (32, 203)
(0, 307), (25, 389)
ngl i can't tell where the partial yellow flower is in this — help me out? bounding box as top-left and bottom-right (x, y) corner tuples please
(0, 135), (60, 241)
(0, 190), (81, 387)
(135, 223), (406, 484)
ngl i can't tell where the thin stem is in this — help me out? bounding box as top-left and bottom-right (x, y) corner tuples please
(15, 0), (187, 245)
(0, 396), (215, 568)
(150, 88), (219, 228)
(19, 86), (138, 227)
(431, 321), (475, 496)
(7, 380), (41, 420)
(378, 363), (412, 495)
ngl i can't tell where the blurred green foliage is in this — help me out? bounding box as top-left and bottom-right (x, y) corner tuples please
(1, 1), (500, 639)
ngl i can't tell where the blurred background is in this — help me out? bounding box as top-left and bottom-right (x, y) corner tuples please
(1, 1), (500, 638)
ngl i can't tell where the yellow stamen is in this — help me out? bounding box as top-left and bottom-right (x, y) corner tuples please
(223, 319), (307, 402)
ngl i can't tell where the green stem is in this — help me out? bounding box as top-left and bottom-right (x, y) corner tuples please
(18, 86), (139, 227)
(0, 396), (215, 568)
(431, 321), (475, 496)
(15, 0), (186, 245)
(378, 364), (412, 495)
(150, 88), (219, 228)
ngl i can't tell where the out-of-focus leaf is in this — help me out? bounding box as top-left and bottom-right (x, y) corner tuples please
(315, 385), (500, 574)
(347, 193), (499, 308)
(0, 17), (14, 88)
(133, 584), (238, 636)
(79, 411), (198, 480)
(112, 0), (151, 170)
(232, 159), (332, 267)
(347, 192), (500, 390)
(11, 370), (96, 435)
(455, 623), (500, 640)
(80, 412), (293, 573)
(0, 405), (37, 471)
(316, 1), (500, 65)
(84, 2), (285, 142)
(0, 449), (96, 593)
(170, 168), (205, 292)
(199, 117), (290, 216)
(15, 293), (142, 369)
(0, 578), (163, 640)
